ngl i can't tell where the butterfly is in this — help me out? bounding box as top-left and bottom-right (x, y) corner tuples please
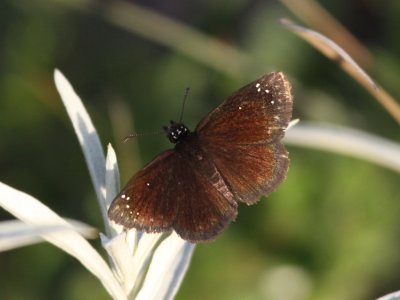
(108, 72), (293, 243)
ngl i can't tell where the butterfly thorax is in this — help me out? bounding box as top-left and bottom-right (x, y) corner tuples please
(164, 120), (191, 144)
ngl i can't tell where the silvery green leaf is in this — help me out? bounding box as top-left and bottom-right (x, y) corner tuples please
(0, 182), (126, 300)
(377, 291), (400, 300)
(54, 69), (108, 225)
(285, 122), (400, 173)
(55, 69), (195, 300)
(101, 232), (136, 293)
(104, 143), (128, 238)
(0, 219), (95, 252)
(105, 143), (120, 209)
(136, 232), (194, 300)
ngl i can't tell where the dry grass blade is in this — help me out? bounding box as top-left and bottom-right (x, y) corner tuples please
(279, 0), (372, 67)
(281, 19), (400, 124)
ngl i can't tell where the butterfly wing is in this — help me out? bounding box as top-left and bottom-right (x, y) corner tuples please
(108, 147), (238, 242)
(108, 150), (178, 232)
(196, 72), (293, 204)
(108, 71), (292, 242)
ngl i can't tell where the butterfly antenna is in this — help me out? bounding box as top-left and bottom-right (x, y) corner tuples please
(179, 87), (190, 123)
(123, 130), (164, 143)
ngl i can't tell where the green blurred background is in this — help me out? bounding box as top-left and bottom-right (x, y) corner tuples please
(1, 0), (399, 299)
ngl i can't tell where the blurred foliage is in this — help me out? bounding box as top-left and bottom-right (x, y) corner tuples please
(0, 0), (399, 300)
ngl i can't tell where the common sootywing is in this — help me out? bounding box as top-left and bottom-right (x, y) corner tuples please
(108, 72), (293, 243)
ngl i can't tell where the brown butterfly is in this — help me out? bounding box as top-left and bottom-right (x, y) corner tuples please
(108, 72), (293, 243)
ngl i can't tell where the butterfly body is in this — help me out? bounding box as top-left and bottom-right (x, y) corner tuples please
(108, 72), (293, 243)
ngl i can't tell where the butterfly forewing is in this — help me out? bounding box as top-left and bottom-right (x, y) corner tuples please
(108, 141), (238, 242)
(108, 150), (179, 232)
(196, 72), (292, 145)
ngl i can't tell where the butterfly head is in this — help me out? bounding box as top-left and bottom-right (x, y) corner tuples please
(163, 120), (190, 144)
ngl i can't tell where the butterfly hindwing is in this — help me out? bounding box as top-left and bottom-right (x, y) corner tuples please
(203, 142), (289, 205)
